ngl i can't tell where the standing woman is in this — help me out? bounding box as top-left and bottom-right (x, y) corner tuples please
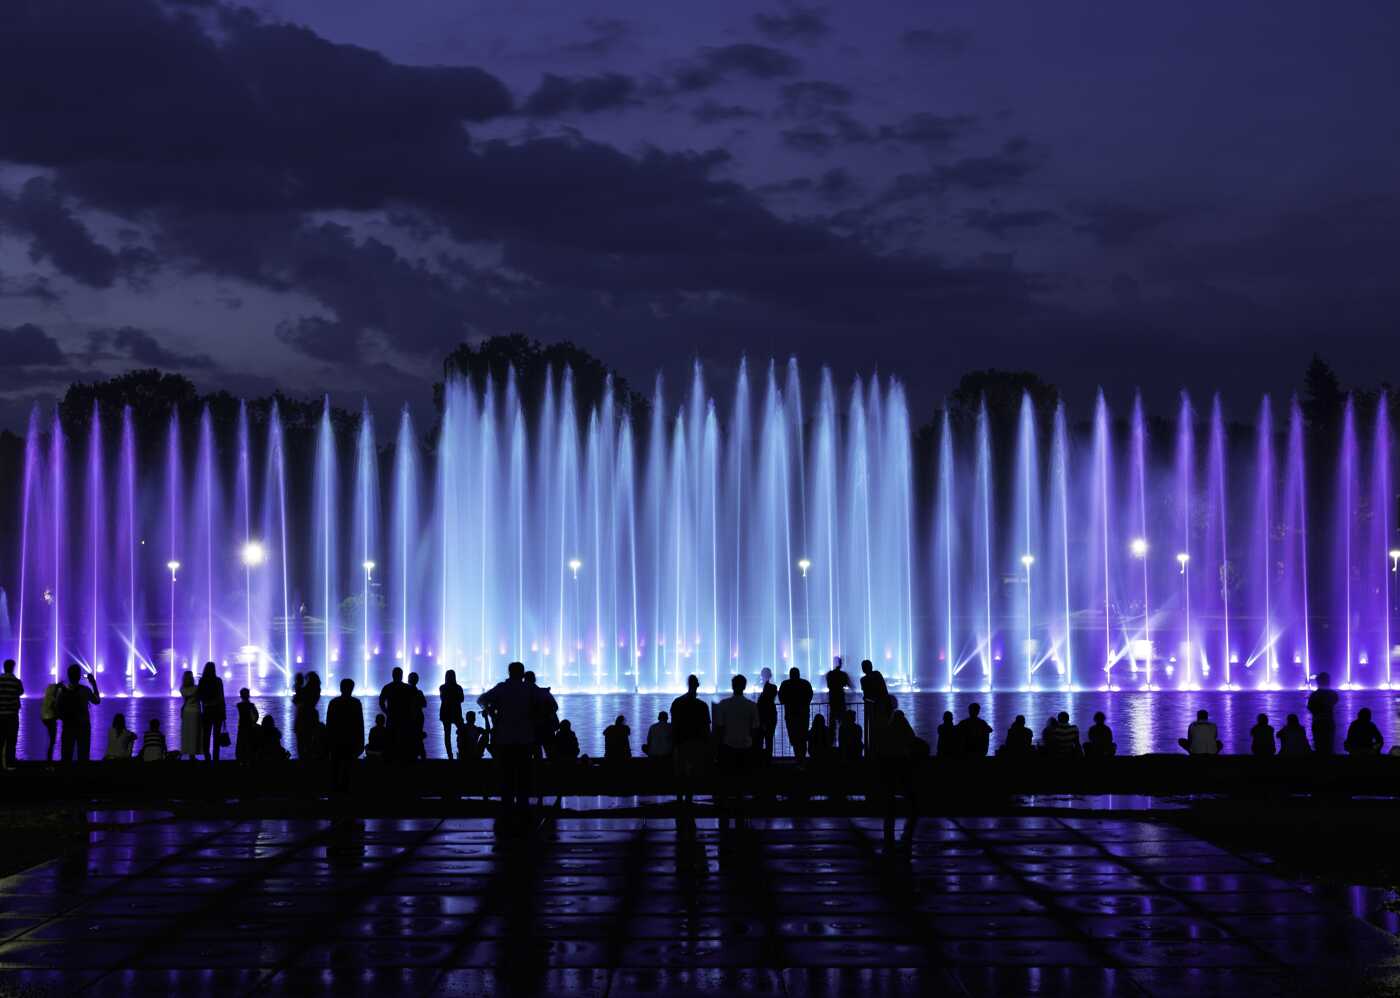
(294, 672), (323, 758)
(439, 670), (465, 759)
(198, 662), (227, 761)
(40, 678), (63, 762)
(179, 670), (202, 761)
(235, 688), (259, 763)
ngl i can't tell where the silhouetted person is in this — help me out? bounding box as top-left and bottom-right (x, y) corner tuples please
(40, 677), (63, 762)
(58, 663), (100, 763)
(235, 688), (259, 763)
(477, 661), (534, 822)
(956, 703), (992, 757)
(1040, 715), (1059, 750)
(1307, 672), (1339, 755)
(439, 670), (465, 759)
(1179, 709), (1222, 755)
(670, 674), (712, 805)
(824, 656), (851, 727)
(0, 660), (21, 769)
(326, 678), (365, 787)
(644, 711), (673, 761)
(551, 719), (580, 764)
(935, 711), (958, 757)
(379, 667), (414, 764)
(756, 667), (779, 758)
(293, 672), (322, 759)
(714, 674), (759, 825)
(1045, 711), (1081, 756)
(1000, 715), (1033, 757)
(808, 714), (831, 763)
(526, 670), (558, 763)
(877, 707), (919, 849)
(365, 714), (389, 761)
(1344, 707), (1383, 755)
(458, 710), (488, 761)
(178, 670), (200, 760)
(1278, 713), (1311, 756)
(1250, 713), (1276, 756)
(141, 719), (168, 761)
(407, 672), (427, 760)
(860, 659), (889, 751)
(104, 712), (136, 760)
(1084, 712), (1116, 758)
(257, 715), (289, 762)
(604, 714), (632, 763)
(839, 709), (863, 763)
(198, 662), (227, 761)
(779, 666), (814, 762)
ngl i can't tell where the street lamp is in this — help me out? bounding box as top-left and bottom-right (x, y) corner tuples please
(1021, 554), (1035, 688)
(797, 558), (812, 671)
(1390, 551), (1400, 687)
(166, 560), (180, 692)
(241, 542), (265, 567)
(1176, 552), (1190, 572)
(568, 558), (582, 580)
(797, 558), (811, 578)
(1177, 552), (1192, 688)
(1129, 538), (1150, 686)
(1130, 537), (1149, 558)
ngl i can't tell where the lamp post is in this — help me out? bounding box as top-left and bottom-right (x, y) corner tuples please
(1176, 552), (1191, 688)
(797, 559), (812, 673)
(362, 559), (375, 688)
(241, 541), (265, 695)
(1130, 538), (1150, 687)
(1389, 549), (1400, 688)
(1020, 553), (1035, 688)
(166, 560), (180, 692)
(567, 559), (582, 687)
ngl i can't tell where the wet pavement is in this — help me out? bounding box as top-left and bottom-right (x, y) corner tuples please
(0, 812), (1394, 996)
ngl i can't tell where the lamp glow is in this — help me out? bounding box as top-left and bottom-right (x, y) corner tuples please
(1390, 549), (1400, 571)
(797, 558), (811, 577)
(568, 558), (582, 579)
(1130, 538), (1148, 558)
(241, 541), (266, 567)
(1176, 552), (1190, 571)
(362, 559), (376, 574)
(1020, 553), (1035, 568)
(166, 560), (181, 576)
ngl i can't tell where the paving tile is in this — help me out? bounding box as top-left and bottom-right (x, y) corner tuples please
(83, 968), (271, 996)
(431, 967), (610, 997)
(783, 966), (965, 996)
(1099, 939), (1269, 968)
(954, 965), (1143, 997)
(611, 968), (785, 996)
(260, 967), (443, 995)
(1127, 967), (1302, 997)
(932, 938), (1100, 966)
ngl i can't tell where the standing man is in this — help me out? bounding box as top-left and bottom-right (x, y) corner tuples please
(670, 675), (712, 806)
(326, 678), (365, 790)
(778, 666), (813, 763)
(859, 659), (889, 753)
(824, 657), (851, 731)
(0, 660), (22, 769)
(713, 674), (760, 826)
(1306, 672), (1339, 755)
(478, 661), (535, 824)
(58, 663), (100, 763)
(378, 667), (413, 764)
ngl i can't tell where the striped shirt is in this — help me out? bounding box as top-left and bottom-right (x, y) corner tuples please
(0, 674), (22, 716)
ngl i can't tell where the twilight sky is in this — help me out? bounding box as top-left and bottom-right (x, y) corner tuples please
(1, 0), (1398, 430)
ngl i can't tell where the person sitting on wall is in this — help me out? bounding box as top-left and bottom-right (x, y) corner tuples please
(1278, 713), (1311, 756)
(998, 715), (1033, 757)
(1250, 714), (1276, 756)
(1083, 712), (1116, 758)
(1178, 709), (1223, 755)
(1344, 708), (1384, 755)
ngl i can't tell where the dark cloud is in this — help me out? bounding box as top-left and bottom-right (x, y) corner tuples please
(0, 177), (154, 288)
(523, 72), (636, 116)
(672, 44), (802, 92)
(877, 112), (976, 150)
(754, 6), (829, 45)
(882, 138), (1044, 202)
(900, 28), (972, 56)
(778, 80), (852, 118)
(275, 316), (362, 364)
(0, 323), (66, 366)
(816, 167), (858, 201)
(563, 17), (631, 57)
(692, 101), (760, 124)
(1074, 203), (1176, 246)
(86, 326), (218, 369)
(966, 207), (1060, 238)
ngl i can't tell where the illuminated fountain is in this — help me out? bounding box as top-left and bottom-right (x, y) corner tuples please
(3, 366), (1396, 695)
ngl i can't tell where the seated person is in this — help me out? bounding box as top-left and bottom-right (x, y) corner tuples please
(365, 713), (389, 761)
(140, 719), (168, 761)
(808, 715), (831, 762)
(935, 711), (959, 757)
(1046, 711), (1082, 757)
(999, 715), (1033, 757)
(955, 704), (993, 757)
(457, 710), (488, 761)
(257, 716), (290, 762)
(1344, 708), (1384, 755)
(643, 711), (674, 760)
(1039, 715), (1059, 751)
(1250, 714), (1276, 756)
(551, 719), (581, 763)
(603, 715), (631, 762)
(104, 713), (137, 760)
(1084, 712), (1116, 757)
(1278, 713), (1311, 756)
(1178, 709), (1222, 755)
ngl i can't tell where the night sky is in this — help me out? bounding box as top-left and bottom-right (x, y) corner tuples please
(1, 0), (1398, 430)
